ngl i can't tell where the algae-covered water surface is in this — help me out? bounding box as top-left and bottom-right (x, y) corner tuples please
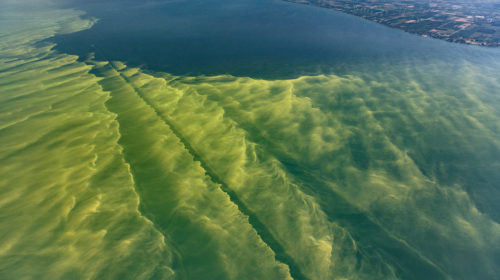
(1, 0), (500, 279)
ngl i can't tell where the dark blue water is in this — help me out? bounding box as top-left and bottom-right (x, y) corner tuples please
(51, 0), (498, 78)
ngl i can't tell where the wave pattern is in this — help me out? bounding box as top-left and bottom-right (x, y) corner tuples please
(1, 1), (500, 279)
(0, 3), (174, 280)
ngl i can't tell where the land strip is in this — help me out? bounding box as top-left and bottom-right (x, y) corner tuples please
(285, 0), (500, 47)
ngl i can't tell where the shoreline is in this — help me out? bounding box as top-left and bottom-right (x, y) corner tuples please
(284, 0), (500, 48)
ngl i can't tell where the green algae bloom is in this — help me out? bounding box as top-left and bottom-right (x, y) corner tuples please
(1, 1), (500, 279)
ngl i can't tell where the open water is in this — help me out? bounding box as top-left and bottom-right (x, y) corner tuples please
(1, 0), (500, 279)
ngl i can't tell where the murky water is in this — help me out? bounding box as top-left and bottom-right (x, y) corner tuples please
(1, 0), (500, 279)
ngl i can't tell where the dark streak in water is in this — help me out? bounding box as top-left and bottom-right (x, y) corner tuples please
(106, 61), (307, 280)
(198, 110), (449, 280)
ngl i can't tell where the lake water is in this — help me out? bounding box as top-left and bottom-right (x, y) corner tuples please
(52, 0), (499, 78)
(2, 0), (500, 279)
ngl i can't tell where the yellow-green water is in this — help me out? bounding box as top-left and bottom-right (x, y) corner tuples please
(1, 1), (500, 279)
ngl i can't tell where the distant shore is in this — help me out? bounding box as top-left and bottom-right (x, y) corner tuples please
(285, 0), (500, 47)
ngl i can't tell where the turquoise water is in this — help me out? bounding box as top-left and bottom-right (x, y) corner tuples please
(1, 0), (500, 279)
